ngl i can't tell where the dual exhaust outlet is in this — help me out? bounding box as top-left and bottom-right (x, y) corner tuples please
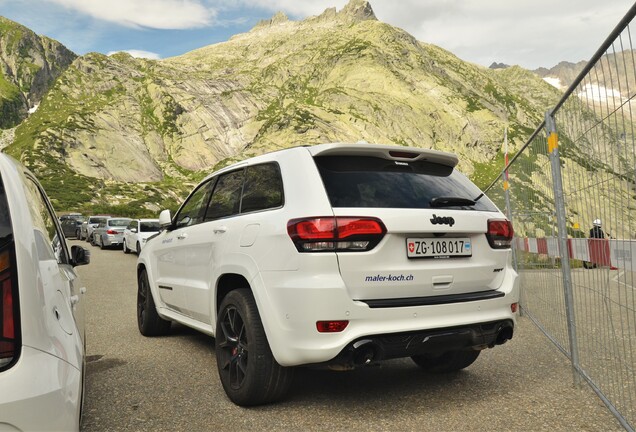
(347, 322), (514, 367)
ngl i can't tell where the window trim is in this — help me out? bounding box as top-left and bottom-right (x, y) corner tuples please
(172, 177), (218, 230)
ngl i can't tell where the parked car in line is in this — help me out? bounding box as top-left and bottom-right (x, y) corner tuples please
(59, 212), (82, 222)
(92, 217), (132, 249)
(0, 153), (90, 431)
(123, 219), (160, 254)
(79, 215), (111, 241)
(136, 143), (519, 406)
(60, 215), (86, 238)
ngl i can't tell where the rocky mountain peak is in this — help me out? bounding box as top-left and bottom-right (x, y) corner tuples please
(338, 0), (377, 22)
(253, 11), (289, 29)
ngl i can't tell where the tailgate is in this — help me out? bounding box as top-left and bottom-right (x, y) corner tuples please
(334, 208), (509, 301)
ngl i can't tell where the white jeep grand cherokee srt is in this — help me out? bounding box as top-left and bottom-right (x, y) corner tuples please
(137, 143), (519, 406)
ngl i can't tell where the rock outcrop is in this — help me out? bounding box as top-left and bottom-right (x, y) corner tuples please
(0, 16), (76, 128)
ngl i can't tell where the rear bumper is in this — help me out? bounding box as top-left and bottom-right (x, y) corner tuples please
(255, 267), (519, 367)
(0, 346), (81, 431)
(102, 235), (123, 246)
(319, 319), (514, 368)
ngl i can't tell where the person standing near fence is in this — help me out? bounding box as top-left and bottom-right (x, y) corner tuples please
(590, 219), (604, 239)
(584, 219), (605, 269)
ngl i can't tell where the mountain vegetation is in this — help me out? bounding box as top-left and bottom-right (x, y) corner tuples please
(0, 0), (622, 224)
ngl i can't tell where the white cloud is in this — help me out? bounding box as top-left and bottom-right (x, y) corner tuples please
(227, 0), (348, 18)
(107, 50), (161, 60)
(45, 0), (216, 29)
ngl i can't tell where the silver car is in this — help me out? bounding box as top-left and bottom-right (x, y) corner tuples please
(80, 215), (111, 241)
(92, 217), (132, 249)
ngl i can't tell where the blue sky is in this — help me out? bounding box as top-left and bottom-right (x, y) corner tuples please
(0, 0), (633, 69)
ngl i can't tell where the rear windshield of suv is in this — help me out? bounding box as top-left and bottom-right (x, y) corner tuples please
(315, 155), (498, 211)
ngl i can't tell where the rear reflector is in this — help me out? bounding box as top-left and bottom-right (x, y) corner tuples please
(288, 217), (386, 252)
(316, 320), (349, 333)
(486, 219), (514, 249)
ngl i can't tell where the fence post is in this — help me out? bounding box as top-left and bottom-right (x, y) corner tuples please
(503, 128), (518, 272)
(545, 111), (581, 386)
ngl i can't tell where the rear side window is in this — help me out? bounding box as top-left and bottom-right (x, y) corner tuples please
(109, 219), (131, 227)
(240, 164), (283, 213)
(140, 222), (160, 232)
(315, 155), (498, 212)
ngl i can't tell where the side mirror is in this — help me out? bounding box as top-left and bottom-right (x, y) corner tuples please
(159, 209), (172, 228)
(71, 245), (90, 267)
(131, 228), (138, 233)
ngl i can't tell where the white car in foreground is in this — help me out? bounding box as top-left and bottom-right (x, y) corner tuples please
(123, 219), (160, 254)
(0, 154), (90, 430)
(137, 143), (519, 406)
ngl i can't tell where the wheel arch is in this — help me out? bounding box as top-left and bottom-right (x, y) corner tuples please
(216, 273), (252, 314)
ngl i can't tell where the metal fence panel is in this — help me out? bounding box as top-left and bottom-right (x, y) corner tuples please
(485, 6), (636, 430)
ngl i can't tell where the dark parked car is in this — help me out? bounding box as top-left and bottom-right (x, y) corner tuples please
(60, 215), (86, 238)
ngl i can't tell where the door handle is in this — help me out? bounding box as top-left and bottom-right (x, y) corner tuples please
(70, 295), (80, 306)
(213, 227), (227, 234)
(177, 233), (188, 240)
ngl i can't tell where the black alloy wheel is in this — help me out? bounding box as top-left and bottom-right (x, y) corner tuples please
(218, 305), (249, 390)
(215, 289), (294, 406)
(137, 269), (170, 336)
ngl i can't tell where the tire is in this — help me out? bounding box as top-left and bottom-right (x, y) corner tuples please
(123, 240), (130, 254)
(137, 269), (171, 336)
(136, 242), (141, 255)
(411, 349), (480, 373)
(90, 234), (96, 246)
(216, 289), (294, 406)
(75, 229), (81, 239)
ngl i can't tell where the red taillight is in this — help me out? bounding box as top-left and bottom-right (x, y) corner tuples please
(288, 217), (386, 252)
(293, 218), (335, 240)
(486, 219), (514, 249)
(337, 218), (385, 238)
(106, 229), (118, 235)
(0, 249), (18, 369)
(316, 320), (349, 333)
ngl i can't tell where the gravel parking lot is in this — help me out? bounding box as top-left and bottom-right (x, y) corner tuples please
(76, 241), (623, 431)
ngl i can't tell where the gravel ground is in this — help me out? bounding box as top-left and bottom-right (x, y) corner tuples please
(75, 241), (623, 431)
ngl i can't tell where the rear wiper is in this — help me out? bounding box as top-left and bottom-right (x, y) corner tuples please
(430, 196), (476, 207)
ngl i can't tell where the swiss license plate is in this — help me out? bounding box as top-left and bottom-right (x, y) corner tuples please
(406, 238), (472, 259)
